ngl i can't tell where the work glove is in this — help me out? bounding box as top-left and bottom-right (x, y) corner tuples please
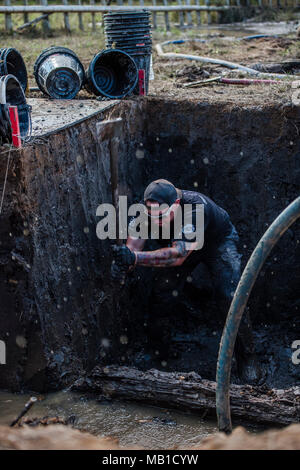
(111, 245), (136, 283)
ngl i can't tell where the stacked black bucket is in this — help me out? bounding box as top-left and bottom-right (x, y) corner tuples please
(104, 10), (152, 94)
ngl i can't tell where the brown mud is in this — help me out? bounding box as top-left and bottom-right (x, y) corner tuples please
(0, 422), (300, 450)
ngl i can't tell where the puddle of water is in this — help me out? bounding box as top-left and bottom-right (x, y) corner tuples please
(0, 390), (218, 449)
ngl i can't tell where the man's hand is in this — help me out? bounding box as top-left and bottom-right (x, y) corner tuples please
(112, 245), (136, 267)
(111, 245), (136, 282)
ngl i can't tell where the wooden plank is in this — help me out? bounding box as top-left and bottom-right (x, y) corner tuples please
(77, 0), (84, 31)
(4, 0), (13, 32)
(205, 0), (211, 25)
(0, 5), (234, 14)
(101, 0), (107, 31)
(40, 0), (51, 34)
(177, 0), (185, 29)
(24, 0), (29, 24)
(0, 6), (234, 13)
(163, 0), (170, 32)
(185, 0), (193, 28)
(63, 0), (71, 33)
(195, 0), (202, 27)
(17, 13), (52, 31)
(90, 0), (96, 32)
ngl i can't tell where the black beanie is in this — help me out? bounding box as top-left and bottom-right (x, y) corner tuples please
(144, 179), (179, 206)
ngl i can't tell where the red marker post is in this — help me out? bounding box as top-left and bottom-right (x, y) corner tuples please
(8, 106), (22, 148)
(138, 69), (145, 96)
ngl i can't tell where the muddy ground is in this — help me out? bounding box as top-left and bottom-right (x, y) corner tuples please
(0, 25), (299, 400)
(25, 35), (300, 106)
(150, 36), (300, 104)
(0, 422), (300, 450)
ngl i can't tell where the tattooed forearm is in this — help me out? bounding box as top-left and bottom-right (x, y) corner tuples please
(135, 242), (189, 267)
(136, 249), (180, 267)
(173, 241), (189, 257)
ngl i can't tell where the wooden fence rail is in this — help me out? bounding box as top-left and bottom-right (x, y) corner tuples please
(0, 5), (236, 11)
(0, 2), (299, 33)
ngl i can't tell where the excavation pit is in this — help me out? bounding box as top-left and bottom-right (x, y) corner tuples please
(0, 96), (299, 403)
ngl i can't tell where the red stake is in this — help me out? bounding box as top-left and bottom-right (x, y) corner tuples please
(138, 69), (145, 96)
(8, 106), (22, 148)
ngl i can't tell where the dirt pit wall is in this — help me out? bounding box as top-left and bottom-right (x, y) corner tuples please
(0, 97), (299, 391)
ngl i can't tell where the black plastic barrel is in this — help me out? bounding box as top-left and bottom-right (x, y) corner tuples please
(104, 10), (152, 95)
(0, 74), (31, 141)
(34, 46), (85, 100)
(0, 48), (28, 92)
(85, 49), (138, 98)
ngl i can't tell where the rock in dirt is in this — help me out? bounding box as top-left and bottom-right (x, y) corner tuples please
(17, 415), (76, 427)
(175, 65), (210, 83)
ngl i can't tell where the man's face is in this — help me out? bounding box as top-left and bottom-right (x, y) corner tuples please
(145, 200), (180, 227)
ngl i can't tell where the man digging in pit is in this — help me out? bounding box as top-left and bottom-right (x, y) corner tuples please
(111, 179), (261, 384)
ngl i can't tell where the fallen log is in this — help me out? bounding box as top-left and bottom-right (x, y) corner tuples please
(72, 365), (300, 427)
